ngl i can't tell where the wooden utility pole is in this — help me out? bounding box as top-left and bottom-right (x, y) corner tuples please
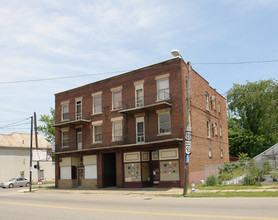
(34, 112), (40, 181)
(29, 116), (33, 192)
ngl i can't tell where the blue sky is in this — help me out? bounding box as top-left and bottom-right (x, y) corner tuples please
(0, 0), (277, 134)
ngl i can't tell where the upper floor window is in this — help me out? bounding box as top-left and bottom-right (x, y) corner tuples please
(92, 92), (102, 115)
(76, 99), (82, 120)
(61, 129), (69, 148)
(92, 121), (102, 143)
(209, 148), (212, 159)
(111, 86), (122, 110)
(136, 117), (145, 143)
(205, 92), (209, 111)
(61, 103), (69, 121)
(158, 110), (171, 135)
(157, 77), (170, 101)
(213, 123), (218, 136)
(219, 125), (222, 137)
(93, 125), (102, 143)
(112, 120), (122, 141)
(210, 96), (216, 110)
(135, 82), (144, 107)
(221, 149), (224, 159)
(76, 127), (82, 150)
(207, 120), (211, 138)
(218, 101), (221, 113)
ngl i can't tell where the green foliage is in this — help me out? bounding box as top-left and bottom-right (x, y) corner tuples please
(248, 159), (266, 181)
(238, 153), (250, 162)
(206, 175), (221, 186)
(219, 162), (246, 181)
(37, 107), (55, 144)
(227, 79), (278, 158)
(270, 170), (278, 181)
(262, 159), (272, 174)
(243, 175), (257, 185)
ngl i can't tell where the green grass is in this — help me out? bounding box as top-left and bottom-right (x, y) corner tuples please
(185, 191), (278, 197)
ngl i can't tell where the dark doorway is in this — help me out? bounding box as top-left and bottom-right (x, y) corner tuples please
(103, 153), (116, 187)
(151, 161), (160, 185)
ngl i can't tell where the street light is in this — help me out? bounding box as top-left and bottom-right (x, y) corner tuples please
(171, 49), (192, 195)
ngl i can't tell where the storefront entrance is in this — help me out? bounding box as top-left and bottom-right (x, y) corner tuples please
(103, 153), (116, 187)
(151, 161), (160, 185)
(77, 168), (83, 187)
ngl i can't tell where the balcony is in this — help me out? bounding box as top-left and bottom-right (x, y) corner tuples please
(119, 92), (172, 115)
(53, 112), (91, 127)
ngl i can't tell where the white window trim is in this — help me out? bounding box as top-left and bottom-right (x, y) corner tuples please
(136, 117), (145, 143)
(156, 77), (170, 101)
(157, 111), (171, 136)
(75, 98), (82, 120)
(61, 103), (69, 122)
(205, 92), (209, 111)
(111, 88), (123, 111)
(218, 101), (221, 113)
(61, 128), (69, 148)
(209, 148), (212, 158)
(207, 120), (211, 138)
(135, 83), (144, 107)
(92, 95), (102, 115)
(93, 124), (102, 144)
(112, 120), (123, 142)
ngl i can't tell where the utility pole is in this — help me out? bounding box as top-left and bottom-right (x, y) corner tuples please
(29, 116), (33, 192)
(34, 112), (39, 181)
(184, 61), (191, 195)
(171, 49), (192, 196)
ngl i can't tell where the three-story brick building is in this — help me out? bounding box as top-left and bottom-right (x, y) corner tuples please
(54, 57), (229, 189)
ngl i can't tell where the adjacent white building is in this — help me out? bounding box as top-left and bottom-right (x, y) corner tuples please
(0, 132), (55, 183)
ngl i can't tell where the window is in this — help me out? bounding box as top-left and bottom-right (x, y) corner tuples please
(62, 103), (69, 121)
(207, 120), (211, 138)
(213, 123), (217, 136)
(158, 112), (171, 134)
(76, 99), (82, 120)
(210, 96), (216, 110)
(218, 101), (221, 113)
(209, 148), (212, 159)
(136, 117), (145, 142)
(93, 125), (102, 143)
(205, 92), (209, 111)
(221, 149), (224, 159)
(135, 83), (144, 107)
(93, 95), (102, 114)
(76, 128), (82, 150)
(60, 166), (71, 180)
(219, 125), (222, 137)
(62, 130), (69, 148)
(112, 121), (122, 141)
(157, 78), (170, 100)
(112, 90), (122, 110)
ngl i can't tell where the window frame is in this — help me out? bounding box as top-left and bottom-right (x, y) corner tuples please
(136, 117), (145, 143)
(93, 95), (102, 115)
(207, 120), (211, 138)
(156, 77), (170, 101)
(112, 90), (122, 110)
(61, 129), (69, 148)
(61, 103), (69, 121)
(135, 83), (144, 107)
(76, 99), (82, 120)
(205, 92), (209, 111)
(112, 120), (123, 142)
(158, 111), (171, 135)
(93, 124), (102, 143)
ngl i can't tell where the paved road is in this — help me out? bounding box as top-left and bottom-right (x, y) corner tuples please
(0, 189), (277, 220)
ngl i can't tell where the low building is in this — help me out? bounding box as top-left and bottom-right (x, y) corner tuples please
(0, 132), (54, 183)
(254, 143), (278, 169)
(54, 57), (229, 189)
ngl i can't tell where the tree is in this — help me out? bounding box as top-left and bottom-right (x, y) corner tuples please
(227, 79), (278, 158)
(37, 107), (55, 145)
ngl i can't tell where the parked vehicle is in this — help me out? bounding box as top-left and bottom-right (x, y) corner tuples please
(1, 178), (30, 188)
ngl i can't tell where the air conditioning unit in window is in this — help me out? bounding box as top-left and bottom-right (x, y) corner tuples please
(212, 123), (216, 128)
(79, 161), (83, 166)
(210, 96), (215, 101)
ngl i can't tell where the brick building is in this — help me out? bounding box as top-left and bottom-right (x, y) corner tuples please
(54, 57), (229, 189)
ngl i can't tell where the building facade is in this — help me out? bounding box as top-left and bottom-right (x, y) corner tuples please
(0, 132), (54, 183)
(54, 57), (229, 189)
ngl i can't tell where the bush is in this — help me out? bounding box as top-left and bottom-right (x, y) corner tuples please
(270, 170), (278, 181)
(206, 175), (221, 186)
(243, 175), (257, 185)
(262, 159), (272, 174)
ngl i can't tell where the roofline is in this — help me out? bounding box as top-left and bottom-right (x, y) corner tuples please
(55, 57), (181, 96)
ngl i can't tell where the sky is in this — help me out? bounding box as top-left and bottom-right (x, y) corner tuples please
(0, 0), (277, 135)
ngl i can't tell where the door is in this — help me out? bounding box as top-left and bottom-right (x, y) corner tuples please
(151, 161), (160, 185)
(103, 153), (116, 187)
(77, 168), (84, 186)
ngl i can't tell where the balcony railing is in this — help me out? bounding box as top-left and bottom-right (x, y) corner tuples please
(53, 112), (91, 127)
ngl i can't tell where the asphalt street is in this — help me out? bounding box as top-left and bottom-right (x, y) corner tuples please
(0, 188), (278, 220)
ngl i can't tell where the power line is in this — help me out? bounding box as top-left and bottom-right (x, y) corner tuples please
(0, 70), (129, 85)
(193, 60), (278, 65)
